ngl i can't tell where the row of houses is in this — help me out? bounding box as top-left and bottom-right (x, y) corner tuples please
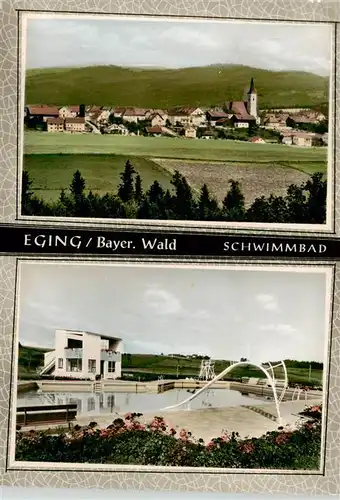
(263, 109), (326, 132)
(24, 78), (260, 134)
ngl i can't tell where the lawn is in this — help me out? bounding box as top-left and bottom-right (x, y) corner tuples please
(24, 132), (327, 173)
(23, 132), (327, 205)
(24, 153), (173, 202)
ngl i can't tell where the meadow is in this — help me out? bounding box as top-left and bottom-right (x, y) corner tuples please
(24, 132), (327, 168)
(25, 64), (328, 109)
(24, 132), (327, 205)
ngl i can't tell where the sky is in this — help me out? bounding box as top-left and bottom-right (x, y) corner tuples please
(25, 16), (331, 76)
(17, 263), (329, 363)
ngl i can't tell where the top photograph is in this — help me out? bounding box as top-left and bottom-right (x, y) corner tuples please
(19, 13), (334, 230)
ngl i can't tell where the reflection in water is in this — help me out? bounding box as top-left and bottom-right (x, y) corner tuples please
(17, 388), (273, 417)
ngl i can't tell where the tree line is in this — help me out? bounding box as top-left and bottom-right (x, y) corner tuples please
(22, 160), (326, 224)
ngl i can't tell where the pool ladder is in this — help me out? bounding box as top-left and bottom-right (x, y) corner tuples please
(93, 381), (103, 393)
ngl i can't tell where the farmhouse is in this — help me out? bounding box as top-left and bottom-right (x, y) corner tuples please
(184, 126), (197, 138)
(206, 109), (229, 126)
(46, 117), (64, 132)
(263, 113), (290, 131)
(25, 105), (59, 122)
(40, 329), (123, 380)
(65, 117), (86, 132)
(106, 123), (128, 135)
(122, 108), (149, 122)
(58, 106), (80, 119)
(150, 113), (167, 127)
(168, 107), (205, 127)
(281, 131), (317, 147)
(146, 126), (164, 137)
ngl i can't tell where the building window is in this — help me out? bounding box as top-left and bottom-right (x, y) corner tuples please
(108, 361), (116, 373)
(58, 358), (63, 369)
(87, 397), (95, 412)
(88, 359), (96, 373)
(67, 359), (82, 372)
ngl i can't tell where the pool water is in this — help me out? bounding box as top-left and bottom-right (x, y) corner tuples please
(17, 388), (273, 417)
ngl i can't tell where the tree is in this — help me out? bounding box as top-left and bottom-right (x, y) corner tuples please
(222, 180), (245, 221)
(170, 171), (197, 220)
(21, 170), (34, 214)
(138, 180), (167, 219)
(117, 160), (136, 202)
(70, 170), (87, 216)
(198, 184), (220, 220)
(134, 174), (143, 203)
(304, 172), (327, 224)
(70, 170), (86, 199)
(248, 121), (259, 137)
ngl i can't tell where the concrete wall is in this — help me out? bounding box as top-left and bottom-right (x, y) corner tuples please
(17, 381), (38, 393)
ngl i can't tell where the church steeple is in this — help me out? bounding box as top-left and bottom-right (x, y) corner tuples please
(248, 77), (256, 94)
(246, 77), (258, 119)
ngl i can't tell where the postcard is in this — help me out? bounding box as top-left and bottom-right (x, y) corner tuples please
(0, 257), (336, 495)
(14, 11), (334, 230)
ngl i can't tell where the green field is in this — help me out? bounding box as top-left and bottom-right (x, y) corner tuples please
(122, 354), (323, 385)
(24, 132), (327, 171)
(18, 348), (323, 386)
(24, 153), (173, 201)
(24, 132), (327, 204)
(25, 64), (328, 109)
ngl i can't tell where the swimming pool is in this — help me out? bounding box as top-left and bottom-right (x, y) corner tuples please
(17, 388), (273, 417)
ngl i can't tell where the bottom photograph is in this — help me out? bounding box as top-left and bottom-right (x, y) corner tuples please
(12, 260), (331, 472)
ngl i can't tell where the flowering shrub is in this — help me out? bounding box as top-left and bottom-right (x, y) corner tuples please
(15, 408), (321, 469)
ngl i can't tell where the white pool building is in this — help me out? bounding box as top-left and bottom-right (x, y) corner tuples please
(40, 329), (123, 380)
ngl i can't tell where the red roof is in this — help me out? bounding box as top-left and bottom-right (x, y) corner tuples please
(146, 126), (163, 134)
(207, 110), (228, 119)
(123, 108), (148, 117)
(65, 117), (85, 124)
(46, 117), (64, 124)
(113, 107), (126, 114)
(281, 131), (314, 138)
(168, 107), (200, 116)
(248, 136), (264, 142)
(27, 105), (59, 116)
(228, 101), (254, 119)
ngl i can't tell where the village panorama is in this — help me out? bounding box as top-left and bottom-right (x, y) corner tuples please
(23, 78), (329, 224)
(25, 78), (328, 145)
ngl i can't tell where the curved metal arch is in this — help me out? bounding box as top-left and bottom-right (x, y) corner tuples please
(162, 360), (288, 425)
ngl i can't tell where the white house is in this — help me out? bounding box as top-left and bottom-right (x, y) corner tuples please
(40, 329), (123, 380)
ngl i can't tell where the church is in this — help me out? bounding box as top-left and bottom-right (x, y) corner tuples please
(223, 77), (261, 129)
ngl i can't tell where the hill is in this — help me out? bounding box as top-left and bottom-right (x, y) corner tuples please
(25, 64), (329, 109)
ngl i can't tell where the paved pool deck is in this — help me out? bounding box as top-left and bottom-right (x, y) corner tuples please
(75, 398), (322, 442)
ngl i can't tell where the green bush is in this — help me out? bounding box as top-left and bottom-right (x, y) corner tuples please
(16, 406), (322, 469)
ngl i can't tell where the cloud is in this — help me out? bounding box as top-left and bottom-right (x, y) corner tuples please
(144, 286), (182, 315)
(259, 323), (297, 335)
(25, 17), (331, 75)
(158, 26), (218, 49)
(255, 294), (280, 312)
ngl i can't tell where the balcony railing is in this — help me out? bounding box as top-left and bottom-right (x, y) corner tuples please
(64, 348), (83, 359)
(100, 350), (120, 362)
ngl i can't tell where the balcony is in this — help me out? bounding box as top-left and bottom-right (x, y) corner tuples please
(64, 348), (83, 359)
(100, 350), (120, 362)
